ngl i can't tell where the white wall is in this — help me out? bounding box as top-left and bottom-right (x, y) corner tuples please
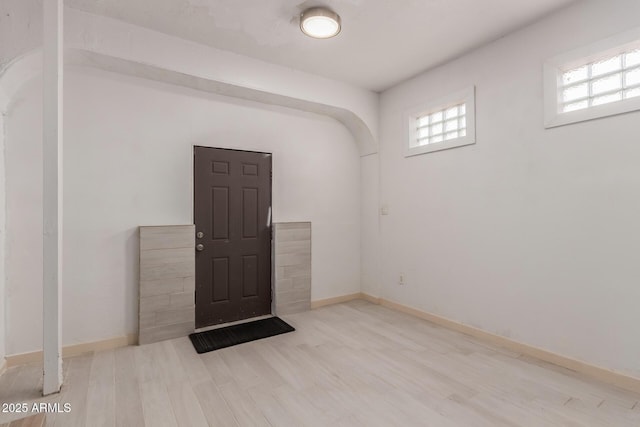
(360, 153), (380, 297)
(372, 0), (640, 377)
(0, 0), (42, 368)
(0, 115), (6, 364)
(64, 8), (379, 155)
(5, 67), (360, 355)
(0, 0), (42, 68)
(1, 3), (378, 155)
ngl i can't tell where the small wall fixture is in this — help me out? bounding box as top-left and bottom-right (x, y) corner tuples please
(300, 7), (341, 39)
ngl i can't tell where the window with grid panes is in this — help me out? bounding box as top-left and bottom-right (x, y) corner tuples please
(561, 49), (640, 113)
(544, 27), (640, 128)
(414, 103), (467, 146)
(405, 86), (475, 157)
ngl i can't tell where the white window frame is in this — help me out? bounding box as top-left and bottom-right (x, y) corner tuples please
(404, 86), (476, 157)
(544, 26), (640, 128)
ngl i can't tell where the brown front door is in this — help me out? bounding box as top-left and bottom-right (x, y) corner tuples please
(194, 146), (272, 328)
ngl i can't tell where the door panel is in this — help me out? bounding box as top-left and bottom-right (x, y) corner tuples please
(194, 146), (272, 328)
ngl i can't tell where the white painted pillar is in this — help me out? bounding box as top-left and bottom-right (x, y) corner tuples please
(42, 0), (63, 396)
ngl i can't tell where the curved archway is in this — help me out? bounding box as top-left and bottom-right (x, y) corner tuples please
(1, 48), (378, 157)
(0, 49), (43, 112)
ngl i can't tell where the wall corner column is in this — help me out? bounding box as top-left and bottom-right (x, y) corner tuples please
(42, 0), (63, 396)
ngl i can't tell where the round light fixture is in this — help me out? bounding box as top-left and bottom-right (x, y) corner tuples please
(300, 7), (341, 39)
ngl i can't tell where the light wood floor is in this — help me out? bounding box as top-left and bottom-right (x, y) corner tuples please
(0, 413), (45, 427)
(1, 300), (639, 426)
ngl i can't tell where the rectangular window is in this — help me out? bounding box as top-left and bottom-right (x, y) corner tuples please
(405, 86), (475, 156)
(544, 27), (640, 128)
(414, 104), (467, 146)
(560, 49), (640, 113)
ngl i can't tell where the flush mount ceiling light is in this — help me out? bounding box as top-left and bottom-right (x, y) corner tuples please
(300, 7), (341, 39)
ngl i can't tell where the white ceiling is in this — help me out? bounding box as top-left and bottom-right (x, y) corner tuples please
(65, 0), (577, 92)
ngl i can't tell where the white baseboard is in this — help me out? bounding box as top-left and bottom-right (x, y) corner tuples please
(360, 293), (381, 305)
(310, 292), (362, 309)
(5, 294), (639, 395)
(364, 294), (640, 395)
(5, 334), (138, 368)
(310, 292), (640, 394)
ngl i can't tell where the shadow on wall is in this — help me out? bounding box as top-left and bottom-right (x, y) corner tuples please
(125, 228), (139, 335)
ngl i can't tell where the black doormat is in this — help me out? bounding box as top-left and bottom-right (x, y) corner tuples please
(189, 317), (295, 354)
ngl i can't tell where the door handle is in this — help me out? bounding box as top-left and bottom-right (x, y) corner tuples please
(196, 244), (204, 252)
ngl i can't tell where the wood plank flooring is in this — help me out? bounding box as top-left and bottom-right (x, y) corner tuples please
(1, 300), (639, 426)
(0, 413), (45, 427)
